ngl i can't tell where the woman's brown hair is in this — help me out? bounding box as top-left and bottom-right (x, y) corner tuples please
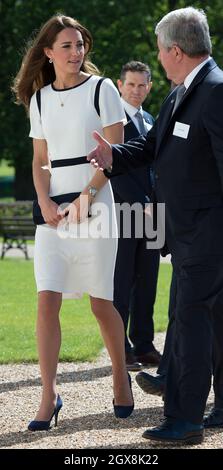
(12, 14), (99, 110)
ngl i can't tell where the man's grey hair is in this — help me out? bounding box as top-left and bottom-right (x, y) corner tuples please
(155, 7), (212, 57)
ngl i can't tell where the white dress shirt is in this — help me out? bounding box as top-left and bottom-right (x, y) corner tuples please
(184, 56), (211, 90)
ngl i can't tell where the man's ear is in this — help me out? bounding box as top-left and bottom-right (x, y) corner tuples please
(147, 81), (153, 93)
(172, 44), (184, 62)
(117, 79), (123, 94)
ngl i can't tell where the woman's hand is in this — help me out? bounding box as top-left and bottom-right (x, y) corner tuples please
(39, 198), (64, 227)
(60, 194), (90, 224)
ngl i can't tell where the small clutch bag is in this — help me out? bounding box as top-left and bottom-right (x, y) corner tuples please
(32, 192), (81, 225)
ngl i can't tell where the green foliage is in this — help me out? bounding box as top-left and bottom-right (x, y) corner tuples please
(0, 160), (15, 177)
(1, 0), (223, 197)
(0, 258), (171, 363)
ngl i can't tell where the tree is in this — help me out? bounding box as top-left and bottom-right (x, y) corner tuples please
(1, 0), (223, 198)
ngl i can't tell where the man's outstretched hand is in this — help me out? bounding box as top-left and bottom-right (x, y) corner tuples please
(87, 131), (113, 170)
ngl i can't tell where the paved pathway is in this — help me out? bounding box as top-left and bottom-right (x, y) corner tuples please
(0, 333), (219, 451)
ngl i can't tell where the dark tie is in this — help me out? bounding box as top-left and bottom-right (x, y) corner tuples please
(135, 110), (152, 186)
(135, 110), (146, 135)
(171, 84), (186, 115)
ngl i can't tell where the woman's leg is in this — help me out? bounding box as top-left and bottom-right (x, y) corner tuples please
(90, 297), (133, 406)
(34, 290), (62, 421)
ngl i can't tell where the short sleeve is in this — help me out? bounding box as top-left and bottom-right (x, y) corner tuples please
(29, 92), (45, 139)
(99, 78), (126, 128)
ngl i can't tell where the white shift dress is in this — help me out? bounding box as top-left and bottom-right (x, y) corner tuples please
(29, 75), (125, 299)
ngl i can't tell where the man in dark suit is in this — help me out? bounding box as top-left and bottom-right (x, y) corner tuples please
(88, 6), (223, 444)
(111, 61), (161, 371)
(136, 270), (223, 430)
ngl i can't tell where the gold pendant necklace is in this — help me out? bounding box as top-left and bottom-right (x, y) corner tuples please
(57, 88), (73, 107)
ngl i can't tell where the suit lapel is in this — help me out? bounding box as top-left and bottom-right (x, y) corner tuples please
(143, 111), (153, 126)
(155, 58), (217, 156)
(155, 90), (176, 155)
(124, 111), (139, 140)
(173, 58), (217, 113)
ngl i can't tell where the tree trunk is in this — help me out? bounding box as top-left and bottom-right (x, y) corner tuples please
(15, 163), (36, 201)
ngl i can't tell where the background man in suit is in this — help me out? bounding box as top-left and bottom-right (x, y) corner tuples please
(88, 6), (223, 444)
(111, 61), (161, 371)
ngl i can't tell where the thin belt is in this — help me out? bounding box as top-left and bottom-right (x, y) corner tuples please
(51, 156), (89, 168)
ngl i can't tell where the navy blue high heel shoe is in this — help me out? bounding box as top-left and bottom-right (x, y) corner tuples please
(28, 394), (63, 431)
(113, 373), (134, 418)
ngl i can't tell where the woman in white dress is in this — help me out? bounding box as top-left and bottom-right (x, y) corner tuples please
(13, 14), (134, 430)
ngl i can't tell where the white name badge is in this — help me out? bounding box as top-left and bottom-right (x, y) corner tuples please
(173, 121), (190, 139)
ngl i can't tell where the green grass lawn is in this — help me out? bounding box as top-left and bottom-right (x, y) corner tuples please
(0, 259), (171, 364)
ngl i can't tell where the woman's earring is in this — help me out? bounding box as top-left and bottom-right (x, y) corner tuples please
(49, 58), (53, 64)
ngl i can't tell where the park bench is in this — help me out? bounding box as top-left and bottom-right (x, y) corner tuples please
(0, 201), (35, 259)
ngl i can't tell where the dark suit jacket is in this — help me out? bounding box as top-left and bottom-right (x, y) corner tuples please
(111, 110), (154, 206)
(106, 59), (223, 262)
